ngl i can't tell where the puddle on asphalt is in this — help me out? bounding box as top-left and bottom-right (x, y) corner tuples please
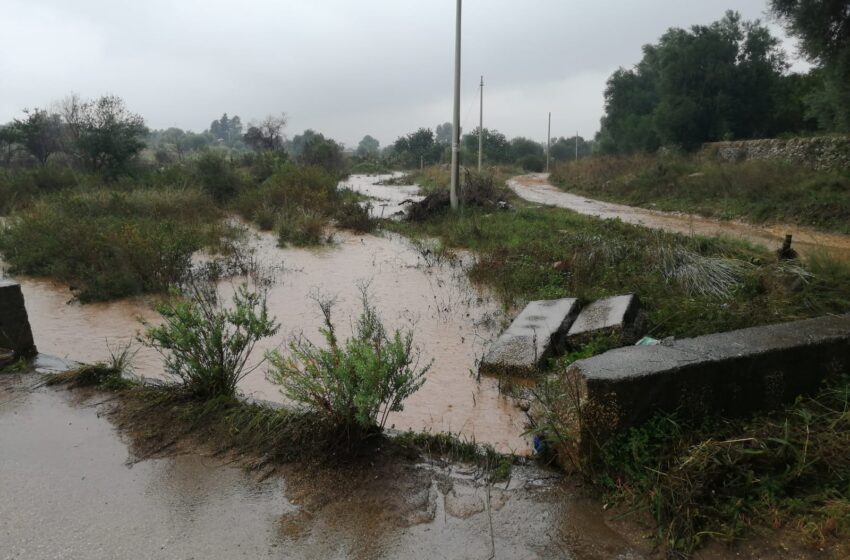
(10, 176), (529, 453)
(510, 174), (850, 262)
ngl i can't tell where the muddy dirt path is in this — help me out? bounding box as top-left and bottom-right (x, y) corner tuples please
(509, 173), (850, 261)
(0, 373), (649, 560)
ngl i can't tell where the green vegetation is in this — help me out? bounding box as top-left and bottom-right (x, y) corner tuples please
(143, 284), (279, 399)
(268, 288), (430, 439)
(389, 204), (850, 339)
(770, 0), (850, 132)
(597, 11), (820, 153)
(551, 155), (850, 233)
(591, 375), (850, 555)
(0, 187), (228, 301)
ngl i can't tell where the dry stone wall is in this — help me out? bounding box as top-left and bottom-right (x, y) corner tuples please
(701, 136), (850, 171)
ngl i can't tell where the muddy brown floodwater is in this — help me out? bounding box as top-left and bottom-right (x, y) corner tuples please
(510, 173), (850, 262)
(2, 372), (656, 560)
(10, 175), (529, 454)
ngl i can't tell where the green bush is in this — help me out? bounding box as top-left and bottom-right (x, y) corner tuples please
(0, 188), (224, 301)
(233, 163), (338, 222)
(0, 167), (79, 213)
(335, 200), (375, 233)
(276, 207), (327, 246)
(268, 289), (430, 437)
(194, 151), (242, 202)
(143, 284), (279, 399)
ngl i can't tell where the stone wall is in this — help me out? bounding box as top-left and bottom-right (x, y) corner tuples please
(701, 136), (850, 171)
(0, 280), (37, 358)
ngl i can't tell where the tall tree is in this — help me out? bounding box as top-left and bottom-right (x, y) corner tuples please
(243, 114), (286, 152)
(598, 12), (793, 153)
(11, 108), (63, 166)
(393, 128), (438, 167)
(435, 122), (453, 145)
(770, 0), (850, 131)
(356, 134), (380, 157)
(62, 94), (148, 174)
(461, 127), (509, 163)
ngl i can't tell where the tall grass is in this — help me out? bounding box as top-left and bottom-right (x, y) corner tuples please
(594, 375), (850, 554)
(234, 162), (374, 245)
(0, 187), (227, 301)
(389, 206), (850, 339)
(551, 155), (850, 233)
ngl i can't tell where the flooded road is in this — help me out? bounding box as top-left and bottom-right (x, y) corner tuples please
(10, 176), (529, 453)
(1, 373), (650, 560)
(342, 173), (423, 218)
(510, 174), (850, 261)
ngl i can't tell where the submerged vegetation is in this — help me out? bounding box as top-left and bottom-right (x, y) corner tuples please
(551, 154), (850, 234)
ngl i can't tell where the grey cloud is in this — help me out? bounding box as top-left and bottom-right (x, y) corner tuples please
(1, 0), (804, 147)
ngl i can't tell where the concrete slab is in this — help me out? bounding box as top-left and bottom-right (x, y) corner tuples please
(567, 294), (640, 345)
(567, 314), (850, 454)
(480, 298), (579, 375)
(0, 280), (37, 358)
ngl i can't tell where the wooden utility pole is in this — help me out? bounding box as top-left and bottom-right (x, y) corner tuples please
(450, 0), (462, 210)
(575, 131), (579, 161)
(478, 75), (484, 172)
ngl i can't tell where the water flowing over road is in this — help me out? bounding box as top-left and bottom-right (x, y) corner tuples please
(7, 176), (529, 453)
(509, 174), (850, 261)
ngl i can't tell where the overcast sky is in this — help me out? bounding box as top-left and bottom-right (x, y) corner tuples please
(1, 0), (809, 148)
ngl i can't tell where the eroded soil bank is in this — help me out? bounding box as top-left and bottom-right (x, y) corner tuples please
(510, 173), (850, 261)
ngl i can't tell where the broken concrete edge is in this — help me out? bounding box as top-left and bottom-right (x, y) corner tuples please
(479, 298), (580, 376)
(556, 313), (850, 465)
(0, 280), (37, 359)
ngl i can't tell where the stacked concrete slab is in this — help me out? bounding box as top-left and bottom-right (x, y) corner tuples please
(0, 280), (37, 359)
(480, 298), (579, 376)
(566, 294), (640, 346)
(567, 314), (850, 454)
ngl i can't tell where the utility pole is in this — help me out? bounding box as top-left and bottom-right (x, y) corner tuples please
(575, 130), (579, 161)
(478, 75), (484, 172)
(450, 0), (462, 211)
(545, 112), (551, 173)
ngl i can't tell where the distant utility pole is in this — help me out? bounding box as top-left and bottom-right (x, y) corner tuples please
(450, 0), (462, 211)
(545, 112), (551, 173)
(478, 75), (484, 172)
(575, 131), (579, 161)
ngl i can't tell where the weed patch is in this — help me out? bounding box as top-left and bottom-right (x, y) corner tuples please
(551, 155), (850, 234)
(0, 188), (228, 301)
(591, 376), (850, 555)
(389, 206), (850, 339)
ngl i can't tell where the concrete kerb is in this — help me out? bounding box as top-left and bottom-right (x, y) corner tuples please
(0, 280), (37, 359)
(567, 313), (850, 458)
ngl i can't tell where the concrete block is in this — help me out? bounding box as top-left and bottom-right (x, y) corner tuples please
(480, 298), (579, 376)
(567, 294), (640, 345)
(0, 280), (37, 359)
(567, 314), (850, 453)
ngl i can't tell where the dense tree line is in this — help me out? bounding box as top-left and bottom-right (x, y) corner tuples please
(597, 12), (814, 153)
